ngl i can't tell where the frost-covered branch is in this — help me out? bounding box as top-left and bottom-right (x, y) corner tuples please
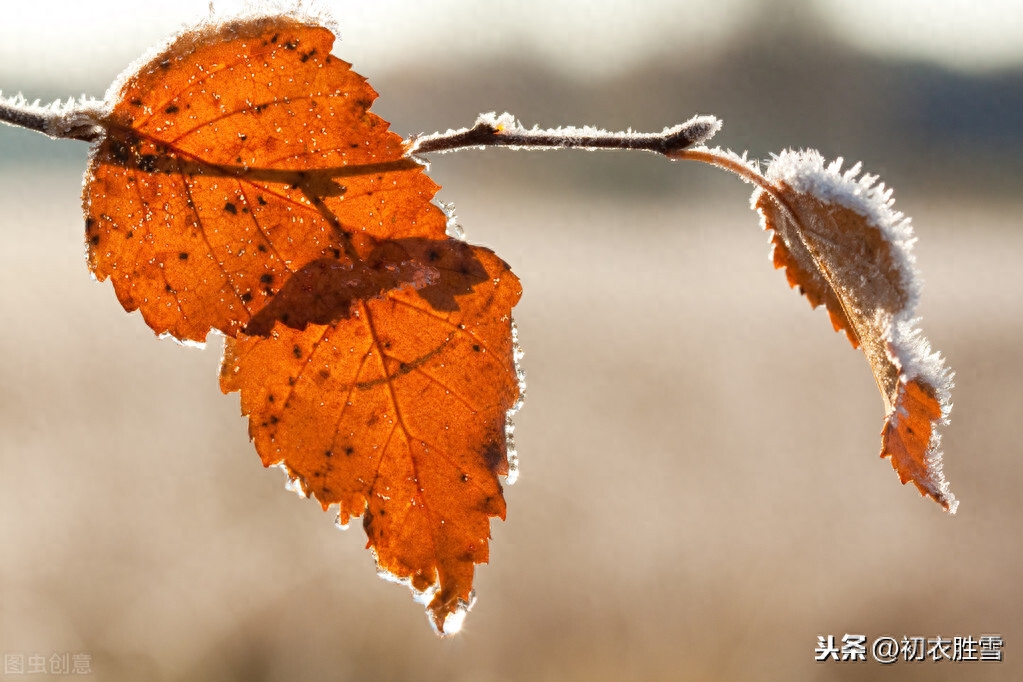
(406, 112), (721, 158)
(0, 93), (106, 142)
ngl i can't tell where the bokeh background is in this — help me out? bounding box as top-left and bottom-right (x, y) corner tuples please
(2, 0), (1022, 680)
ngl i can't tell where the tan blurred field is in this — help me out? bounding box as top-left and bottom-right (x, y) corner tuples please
(1, 157), (1021, 681)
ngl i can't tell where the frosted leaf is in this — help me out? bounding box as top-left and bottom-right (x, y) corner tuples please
(753, 149), (956, 512)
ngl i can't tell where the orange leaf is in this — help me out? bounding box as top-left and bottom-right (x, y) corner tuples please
(83, 15), (442, 343)
(80, 13), (524, 632)
(220, 241), (522, 633)
(752, 151), (956, 512)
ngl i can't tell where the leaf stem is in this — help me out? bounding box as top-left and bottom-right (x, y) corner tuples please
(671, 147), (770, 190)
(671, 146), (798, 217)
(406, 112), (722, 158)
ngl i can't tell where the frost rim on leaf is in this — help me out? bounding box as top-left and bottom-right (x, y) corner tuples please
(101, 3), (340, 118)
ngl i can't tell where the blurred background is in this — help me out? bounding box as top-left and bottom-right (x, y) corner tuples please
(2, 0), (1022, 680)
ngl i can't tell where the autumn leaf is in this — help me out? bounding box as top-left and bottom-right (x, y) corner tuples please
(83, 15), (439, 343)
(220, 241), (521, 632)
(79, 13), (524, 633)
(677, 148), (956, 512)
(759, 152), (955, 511)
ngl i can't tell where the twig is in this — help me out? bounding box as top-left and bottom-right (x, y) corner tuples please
(406, 112), (721, 158)
(3, 91), (728, 170)
(0, 93), (106, 142)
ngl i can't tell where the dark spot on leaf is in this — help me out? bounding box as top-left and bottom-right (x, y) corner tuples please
(178, 252), (189, 260)
(224, 202), (238, 215)
(344, 446), (354, 456)
(90, 235), (100, 246)
(130, 98), (143, 107)
(269, 415), (279, 425)
(165, 104), (179, 114)
(270, 33), (279, 43)
(482, 440), (504, 473)
(293, 345), (302, 359)
(138, 155), (157, 173)
(257, 244), (268, 253)
(240, 291), (253, 303)
(109, 139), (130, 163)
(473, 344), (481, 352)
(324, 449), (333, 458)
(268, 394), (275, 403)
(319, 369), (330, 379)
(257, 196), (268, 206)
(125, 230), (134, 239)
(260, 273), (274, 285)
